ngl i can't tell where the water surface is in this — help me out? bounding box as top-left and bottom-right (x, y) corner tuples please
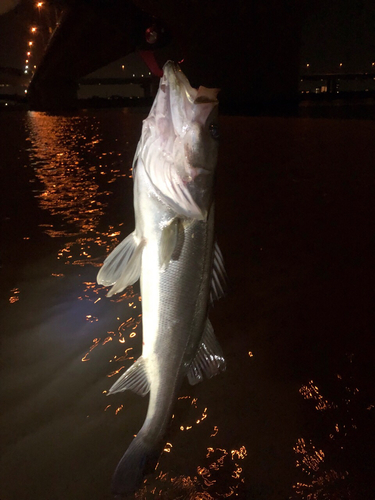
(0, 109), (373, 499)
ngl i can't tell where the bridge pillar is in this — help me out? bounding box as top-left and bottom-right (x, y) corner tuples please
(140, 81), (151, 98)
(327, 77), (338, 94)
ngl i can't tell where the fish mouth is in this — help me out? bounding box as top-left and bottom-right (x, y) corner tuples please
(164, 61), (219, 106)
(163, 61), (198, 104)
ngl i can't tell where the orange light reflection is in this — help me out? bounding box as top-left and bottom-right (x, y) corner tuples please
(134, 394), (247, 498)
(292, 372), (359, 498)
(107, 366), (126, 378)
(26, 112), (132, 270)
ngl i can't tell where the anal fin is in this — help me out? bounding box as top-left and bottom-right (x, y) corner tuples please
(108, 356), (150, 396)
(187, 320), (226, 385)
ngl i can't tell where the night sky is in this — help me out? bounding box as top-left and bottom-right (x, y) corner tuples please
(0, 0), (34, 69)
(0, 0), (375, 74)
(301, 0), (375, 73)
(0, 0), (64, 73)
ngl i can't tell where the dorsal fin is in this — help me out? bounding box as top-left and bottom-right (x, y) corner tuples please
(210, 242), (227, 303)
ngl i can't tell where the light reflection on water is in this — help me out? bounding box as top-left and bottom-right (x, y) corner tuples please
(291, 360), (369, 500)
(25, 111), (146, 403)
(8, 287), (20, 303)
(2, 111), (369, 499)
(80, 286), (141, 366)
(135, 396), (247, 499)
(25, 111), (129, 268)
(129, 396), (249, 499)
(24, 110), (142, 383)
(22, 111), (249, 498)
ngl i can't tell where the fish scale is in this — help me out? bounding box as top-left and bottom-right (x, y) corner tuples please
(148, 216), (214, 369)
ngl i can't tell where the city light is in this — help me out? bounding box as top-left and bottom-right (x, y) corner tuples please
(31, 26), (37, 33)
(27, 52), (31, 56)
(28, 41), (33, 46)
(36, 2), (43, 7)
(306, 63), (310, 68)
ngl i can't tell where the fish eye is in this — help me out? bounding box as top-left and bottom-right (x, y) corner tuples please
(209, 123), (220, 140)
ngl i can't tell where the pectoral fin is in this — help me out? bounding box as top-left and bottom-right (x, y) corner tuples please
(108, 356), (150, 396)
(159, 218), (181, 268)
(97, 231), (145, 296)
(210, 242), (227, 303)
(187, 319), (226, 385)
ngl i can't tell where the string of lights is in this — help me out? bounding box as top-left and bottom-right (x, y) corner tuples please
(303, 62), (375, 71)
(24, 2), (43, 79)
(23, 1), (61, 90)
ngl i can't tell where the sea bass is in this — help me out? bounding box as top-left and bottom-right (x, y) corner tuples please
(97, 61), (226, 496)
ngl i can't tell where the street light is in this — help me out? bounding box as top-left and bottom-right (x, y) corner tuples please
(36, 2), (43, 23)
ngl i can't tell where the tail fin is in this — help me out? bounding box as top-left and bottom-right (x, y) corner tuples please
(111, 434), (160, 496)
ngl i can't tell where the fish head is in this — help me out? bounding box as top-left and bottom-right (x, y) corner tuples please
(138, 61), (219, 220)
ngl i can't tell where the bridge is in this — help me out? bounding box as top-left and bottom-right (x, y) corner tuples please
(27, 0), (169, 110)
(0, 67), (28, 105)
(0, 67), (30, 86)
(301, 72), (375, 94)
(79, 76), (154, 98)
(23, 0), (309, 114)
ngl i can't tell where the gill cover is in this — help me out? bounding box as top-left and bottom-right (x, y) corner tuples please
(134, 61), (219, 220)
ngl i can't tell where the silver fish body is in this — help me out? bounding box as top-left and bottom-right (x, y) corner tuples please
(97, 61), (226, 496)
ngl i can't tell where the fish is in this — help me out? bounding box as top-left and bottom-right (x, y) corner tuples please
(97, 61), (226, 496)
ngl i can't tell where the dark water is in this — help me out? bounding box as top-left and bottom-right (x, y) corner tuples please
(0, 109), (374, 500)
